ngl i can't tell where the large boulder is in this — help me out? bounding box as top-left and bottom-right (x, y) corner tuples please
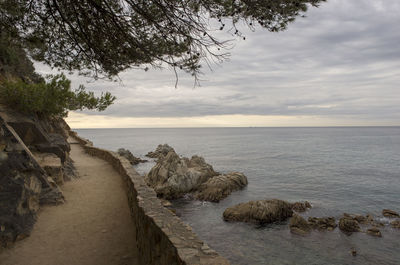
(382, 209), (400, 218)
(339, 216), (361, 235)
(117, 148), (147, 165)
(223, 199), (293, 224)
(290, 214), (311, 235)
(145, 150), (218, 199)
(146, 144), (175, 159)
(195, 172), (248, 202)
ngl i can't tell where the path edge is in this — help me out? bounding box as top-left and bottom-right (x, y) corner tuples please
(70, 131), (230, 265)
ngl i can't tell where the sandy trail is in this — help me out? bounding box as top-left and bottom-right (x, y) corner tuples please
(0, 140), (139, 265)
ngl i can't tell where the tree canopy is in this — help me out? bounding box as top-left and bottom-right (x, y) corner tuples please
(0, 0), (325, 82)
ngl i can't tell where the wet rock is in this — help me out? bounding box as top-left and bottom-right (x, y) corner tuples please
(290, 214), (311, 235)
(146, 144), (175, 159)
(353, 215), (369, 224)
(117, 148), (147, 165)
(195, 172), (248, 202)
(371, 221), (385, 227)
(291, 201), (312, 212)
(339, 216), (361, 234)
(308, 217), (337, 231)
(367, 227), (382, 237)
(145, 150), (218, 199)
(223, 199), (293, 224)
(390, 220), (400, 229)
(350, 248), (357, 256)
(382, 209), (400, 218)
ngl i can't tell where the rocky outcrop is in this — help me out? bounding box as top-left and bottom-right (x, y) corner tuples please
(145, 150), (219, 199)
(0, 105), (78, 247)
(0, 116), (64, 247)
(367, 227), (382, 237)
(290, 214), (311, 235)
(223, 199), (293, 224)
(117, 148), (147, 165)
(308, 217), (337, 231)
(195, 172), (248, 202)
(339, 216), (361, 235)
(382, 209), (400, 218)
(146, 144), (174, 159)
(33, 152), (64, 185)
(291, 201), (312, 212)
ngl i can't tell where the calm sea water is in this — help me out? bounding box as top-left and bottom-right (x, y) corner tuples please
(75, 127), (400, 265)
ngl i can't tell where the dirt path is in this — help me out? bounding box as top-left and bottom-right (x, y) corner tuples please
(0, 141), (139, 265)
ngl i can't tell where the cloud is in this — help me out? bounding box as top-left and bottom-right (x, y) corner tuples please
(36, 0), (400, 126)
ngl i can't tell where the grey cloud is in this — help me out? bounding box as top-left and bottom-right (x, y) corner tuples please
(36, 0), (400, 124)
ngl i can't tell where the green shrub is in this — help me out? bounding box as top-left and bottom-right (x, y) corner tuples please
(0, 74), (115, 117)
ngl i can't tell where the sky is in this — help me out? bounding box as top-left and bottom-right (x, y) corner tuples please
(37, 0), (400, 128)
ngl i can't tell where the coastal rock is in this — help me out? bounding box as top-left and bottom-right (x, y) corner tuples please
(382, 209), (400, 218)
(0, 116), (64, 246)
(290, 214), (311, 235)
(223, 199), (293, 224)
(117, 148), (147, 165)
(33, 152), (64, 185)
(367, 227), (382, 237)
(339, 216), (361, 234)
(308, 217), (337, 231)
(146, 144), (175, 159)
(391, 220), (400, 229)
(291, 201), (312, 212)
(195, 172), (248, 202)
(145, 150), (218, 199)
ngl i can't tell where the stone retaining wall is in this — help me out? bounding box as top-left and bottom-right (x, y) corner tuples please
(70, 132), (229, 265)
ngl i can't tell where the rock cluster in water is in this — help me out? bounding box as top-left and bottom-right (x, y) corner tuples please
(288, 210), (400, 237)
(145, 145), (248, 201)
(222, 199), (312, 224)
(117, 148), (147, 165)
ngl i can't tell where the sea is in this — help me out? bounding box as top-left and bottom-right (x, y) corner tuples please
(75, 127), (400, 265)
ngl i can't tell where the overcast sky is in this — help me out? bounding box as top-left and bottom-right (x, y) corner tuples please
(37, 0), (400, 128)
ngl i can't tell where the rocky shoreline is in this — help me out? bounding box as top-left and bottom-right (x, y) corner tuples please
(128, 143), (400, 258)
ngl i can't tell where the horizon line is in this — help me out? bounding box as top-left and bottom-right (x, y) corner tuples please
(71, 125), (400, 129)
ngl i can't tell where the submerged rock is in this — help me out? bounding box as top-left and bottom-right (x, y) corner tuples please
(195, 172), (248, 202)
(391, 220), (400, 229)
(367, 227), (382, 237)
(308, 217), (337, 231)
(117, 148), (147, 165)
(145, 150), (218, 199)
(223, 199), (293, 224)
(146, 144), (174, 159)
(382, 209), (400, 218)
(291, 201), (312, 213)
(339, 216), (361, 235)
(290, 214), (311, 235)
